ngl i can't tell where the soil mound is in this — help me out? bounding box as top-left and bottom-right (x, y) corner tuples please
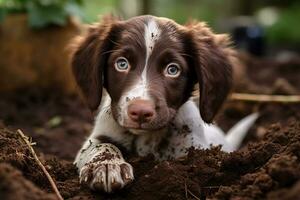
(1, 118), (300, 199)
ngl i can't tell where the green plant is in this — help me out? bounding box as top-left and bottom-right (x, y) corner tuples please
(0, 0), (83, 28)
(0, 7), (5, 21)
(266, 3), (300, 45)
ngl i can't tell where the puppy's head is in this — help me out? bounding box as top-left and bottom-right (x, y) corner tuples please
(71, 15), (233, 133)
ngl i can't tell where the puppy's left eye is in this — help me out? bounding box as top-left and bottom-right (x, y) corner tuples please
(115, 57), (130, 72)
(164, 63), (181, 77)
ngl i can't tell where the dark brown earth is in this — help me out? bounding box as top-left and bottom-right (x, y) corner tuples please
(0, 54), (300, 200)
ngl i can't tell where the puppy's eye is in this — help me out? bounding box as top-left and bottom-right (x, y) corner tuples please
(115, 57), (130, 72)
(164, 63), (181, 77)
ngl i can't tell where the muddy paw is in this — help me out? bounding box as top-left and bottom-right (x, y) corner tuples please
(79, 149), (134, 193)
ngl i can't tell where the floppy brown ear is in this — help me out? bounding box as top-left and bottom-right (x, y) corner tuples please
(70, 15), (121, 110)
(184, 21), (233, 123)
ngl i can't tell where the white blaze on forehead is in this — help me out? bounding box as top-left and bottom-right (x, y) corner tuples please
(139, 19), (161, 98)
(143, 19), (161, 79)
(144, 19), (161, 60)
(117, 19), (161, 126)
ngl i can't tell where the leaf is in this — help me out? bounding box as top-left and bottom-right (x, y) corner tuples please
(46, 116), (62, 128)
(2, 0), (84, 28)
(64, 1), (84, 19)
(0, 6), (6, 22)
(27, 2), (68, 28)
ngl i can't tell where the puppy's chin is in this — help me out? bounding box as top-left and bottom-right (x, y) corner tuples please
(128, 128), (151, 135)
(127, 126), (169, 135)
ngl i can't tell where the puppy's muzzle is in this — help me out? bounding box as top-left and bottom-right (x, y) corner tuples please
(127, 99), (155, 124)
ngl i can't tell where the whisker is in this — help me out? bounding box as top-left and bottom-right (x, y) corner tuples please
(180, 52), (193, 58)
(101, 49), (119, 56)
(109, 38), (121, 46)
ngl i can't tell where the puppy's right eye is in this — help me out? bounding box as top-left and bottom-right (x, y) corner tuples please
(115, 57), (130, 72)
(164, 63), (181, 78)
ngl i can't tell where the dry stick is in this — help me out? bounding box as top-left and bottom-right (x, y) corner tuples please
(187, 189), (201, 200)
(17, 129), (64, 200)
(230, 93), (300, 103)
(184, 179), (200, 200)
(184, 180), (188, 199)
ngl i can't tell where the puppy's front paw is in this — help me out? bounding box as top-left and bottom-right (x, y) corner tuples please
(79, 145), (134, 193)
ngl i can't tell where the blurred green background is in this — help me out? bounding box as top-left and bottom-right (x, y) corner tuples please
(1, 0), (300, 46)
(84, 0), (300, 47)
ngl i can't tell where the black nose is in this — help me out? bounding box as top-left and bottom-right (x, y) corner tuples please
(127, 100), (155, 123)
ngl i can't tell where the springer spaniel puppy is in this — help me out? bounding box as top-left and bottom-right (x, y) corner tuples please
(71, 15), (258, 193)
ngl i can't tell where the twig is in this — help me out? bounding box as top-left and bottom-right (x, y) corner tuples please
(184, 180), (188, 199)
(184, 179), (200, 200)
(17, 129), (64, 200)
(187, 189), (201, 200)
(230, 93), (300, 103)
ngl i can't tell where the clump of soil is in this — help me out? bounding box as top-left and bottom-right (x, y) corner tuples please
(0, 54), (300, 199)
(215, 119), (300, 200)
(0, 163), (56, 200)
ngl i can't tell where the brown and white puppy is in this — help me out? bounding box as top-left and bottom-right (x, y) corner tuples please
(72, 15), (258, 193)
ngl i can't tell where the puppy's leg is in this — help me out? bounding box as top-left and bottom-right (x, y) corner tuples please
(74, 138), (134, 193)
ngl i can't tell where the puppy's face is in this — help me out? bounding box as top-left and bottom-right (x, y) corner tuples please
(105, 17), (195, 132)
(71, 15), (233, 134)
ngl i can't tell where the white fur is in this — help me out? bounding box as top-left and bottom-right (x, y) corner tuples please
(225, 113), (259, 150)
(94, 90), (134, 144)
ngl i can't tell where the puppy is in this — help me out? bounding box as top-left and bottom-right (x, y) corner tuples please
(71, 15), (258, 193)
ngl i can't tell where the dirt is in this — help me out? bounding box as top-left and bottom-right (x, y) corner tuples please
(0, 54), (300, 200)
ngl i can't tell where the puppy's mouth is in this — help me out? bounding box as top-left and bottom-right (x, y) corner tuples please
(127, 127), (166, 135)
(127, 128), (153, 135)
(122, 123), (166, 132)
(121, 120), (168, 134)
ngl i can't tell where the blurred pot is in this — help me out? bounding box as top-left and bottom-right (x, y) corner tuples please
(0, 14), (81, 94)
